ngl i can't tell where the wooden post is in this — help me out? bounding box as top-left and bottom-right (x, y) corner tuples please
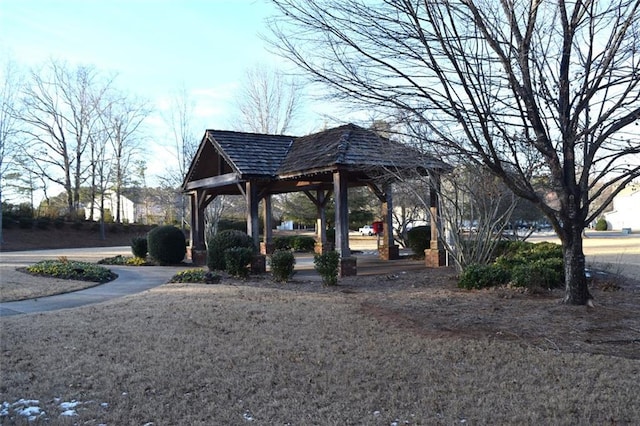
(245, 181), (260, 249)
(188, 190), (207, 265)
(334, 171), (356, 276)
(260, 194), (275, 255)
(426, 173), (446, 267)
(380, 183), (399, 260)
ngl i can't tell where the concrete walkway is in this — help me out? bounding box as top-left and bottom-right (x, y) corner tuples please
(0, 246), (426, 317)
(0, 264), (189, 316)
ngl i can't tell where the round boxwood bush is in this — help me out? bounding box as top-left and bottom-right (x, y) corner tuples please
(407, 226), (431, 258)
(131, 236), (148, 259)
(147, 225), (186, 265)
(595, 218), (608, 231)
(207, 230), (256, 271)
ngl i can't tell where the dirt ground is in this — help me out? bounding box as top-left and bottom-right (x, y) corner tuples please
(2, 270), (640, 424)
(1, 229), (640, 423)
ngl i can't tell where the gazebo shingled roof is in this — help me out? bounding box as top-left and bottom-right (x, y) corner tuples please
(182, 123), (447, 189)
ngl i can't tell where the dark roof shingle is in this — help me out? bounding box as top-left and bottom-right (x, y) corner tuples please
(206, 130), (295, 177)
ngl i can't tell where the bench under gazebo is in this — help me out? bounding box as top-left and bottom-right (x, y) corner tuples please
(182, 123), (449, 275)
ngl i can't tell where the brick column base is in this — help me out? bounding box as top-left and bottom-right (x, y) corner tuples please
(314, 242), (334, 254)
(339, 256), (357, 277)
(187, 248), (207, 266)
(378, 245), (400, 260)
(425, 248), (446, 267)
(260, 242), (276, 255)
(251, 254), (266, 274)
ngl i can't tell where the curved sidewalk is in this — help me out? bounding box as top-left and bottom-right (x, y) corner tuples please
(0, 265), (185, 317)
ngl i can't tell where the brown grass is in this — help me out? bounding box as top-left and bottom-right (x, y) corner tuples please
(2, 268), (640, 424)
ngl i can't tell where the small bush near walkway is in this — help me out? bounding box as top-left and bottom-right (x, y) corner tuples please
(314, 251), (340, 286)
(269, 250), (296, 282)
(207, 230), (256, 271)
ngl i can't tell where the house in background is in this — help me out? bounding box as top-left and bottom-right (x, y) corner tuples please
(604, 183), (640, 231)
(85, 191), (137, 223)
(84, 187), (184, 225)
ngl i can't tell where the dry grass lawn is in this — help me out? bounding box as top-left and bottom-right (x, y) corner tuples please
(2, 267), (640, 424)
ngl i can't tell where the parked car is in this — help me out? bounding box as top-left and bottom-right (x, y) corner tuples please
(358, 225), (374, 236)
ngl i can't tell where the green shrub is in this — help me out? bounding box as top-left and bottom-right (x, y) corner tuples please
(25, 260), (117, 283)
(314, 251), (340, 286)
(495, 241), (562, 270)
(169, 269), (221, 284)
(147, 225), (187, 265)
(595, 218), (608, 231)
(458, 263), (510, 290)
(292, 235), (316, 252)
(98, 255), (148, 266)
(207, 230), (256, 271)
(511, 258), (564, 289)
(273, 236), (292, 250)
(269, 249), (296, 282)
(407, 226), (431, 258)
(490, 240), (531, 262)
(131, 236), (148, 259)
(224, 247), (254, 278)
(53, 218), (65, 229)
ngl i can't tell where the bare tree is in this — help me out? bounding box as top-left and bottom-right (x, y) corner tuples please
(268, 0), (640, 305)
(0, 60), (23, 244)
(101, 92), (149, 223)
(19, 60), (109, 217)
(233, 63), (303, 135)
(161, 86), (199, 231)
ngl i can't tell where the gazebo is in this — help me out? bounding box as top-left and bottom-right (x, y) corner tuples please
(181, 123), (449, 274)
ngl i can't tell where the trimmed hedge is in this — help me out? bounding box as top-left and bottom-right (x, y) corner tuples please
(224, 247), (254, 278)
(131, 236), (148, 259)
(269, 249), (296, 282)
(207, 230), (256, 271)
(407, 226), (431, 258)
(147, 225), (186, 265)
(272, 235), (316, 252)
(459, 241), (564, 290)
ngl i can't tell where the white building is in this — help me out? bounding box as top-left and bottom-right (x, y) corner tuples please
(85, 191), (137, 223)
(604, 183), (640, 231)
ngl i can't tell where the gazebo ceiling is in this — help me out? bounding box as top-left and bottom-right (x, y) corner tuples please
(182, 123), (447, 195)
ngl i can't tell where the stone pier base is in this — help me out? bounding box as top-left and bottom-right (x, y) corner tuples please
(187, 248), (207, 266)
(339, 256), (357, 277)
(251, 254), (266, 274)
(260, 242), (275, 255)
(378, 245), (400, 260)
(425, 249), (446, 267)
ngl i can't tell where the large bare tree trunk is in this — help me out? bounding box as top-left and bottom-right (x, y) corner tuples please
(560, 222), (591, 305)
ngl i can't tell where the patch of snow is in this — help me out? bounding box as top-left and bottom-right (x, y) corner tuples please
(60, 400), (80, 410)
(60, 409), (78, 416)
(243, 410), (255, 421)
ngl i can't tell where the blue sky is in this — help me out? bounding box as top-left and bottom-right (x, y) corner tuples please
(0, 0), (330, 135)
(0, 0), (343, 190)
